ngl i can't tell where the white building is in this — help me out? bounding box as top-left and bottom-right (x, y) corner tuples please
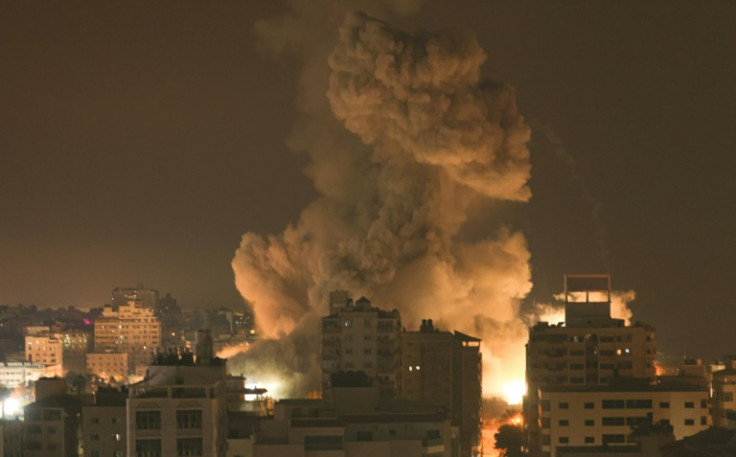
(0, 362), (45, 388)
(126, 331), (227, 457)
(539, 381), (709, 456)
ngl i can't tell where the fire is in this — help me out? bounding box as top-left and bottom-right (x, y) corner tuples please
(502, 380), (526, 405)
(216, 342), (250, 360)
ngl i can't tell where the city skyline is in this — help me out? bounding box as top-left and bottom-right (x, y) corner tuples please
(2, 0), (736, 367)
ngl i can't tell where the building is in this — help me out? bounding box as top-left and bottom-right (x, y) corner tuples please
(126, 330), (228, 457)
(253, 386), (456, 457)
(22, 378), (82, 457)
(94, 301), (161, 375)
(111, 286), (158, 309)
(0, 419), (24, 457)
(58, 330), (90, 375)
(86, 352), (128, 384)
(712, 368), (736, 428)
(82, 387), (127, 457)
(402, 319), (482, 457)
(0, 362), (45, 388)
(525, 275), (657, 456)
(25, 331), (64, 378)
(321, 292), (401, 399)
(540, 379), (708, 457)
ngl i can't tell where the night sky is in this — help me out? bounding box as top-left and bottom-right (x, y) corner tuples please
(2, 1), (735, 360)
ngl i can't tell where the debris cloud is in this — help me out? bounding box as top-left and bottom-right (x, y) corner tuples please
(233, 10), (534, 398)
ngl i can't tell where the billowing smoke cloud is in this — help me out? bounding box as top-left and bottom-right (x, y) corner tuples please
(232, 10), (534, 398)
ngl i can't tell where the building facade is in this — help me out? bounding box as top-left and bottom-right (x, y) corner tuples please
(539, 382), (708, 456)
(94, 301), (161, 375)
(0, 362), (45, 388)
(126, 331), (228, 457)
(402, 319), (482, 457)
(321, 294), (401, 399)
(525, 275), (657, 456)
(25, 333), (64, 378)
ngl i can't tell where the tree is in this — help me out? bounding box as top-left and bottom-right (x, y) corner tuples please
(494, 424), (523, 457)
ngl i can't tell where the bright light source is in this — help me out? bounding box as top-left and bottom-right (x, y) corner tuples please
(3, 397), (21, 417)
(503, 380), (526, 405)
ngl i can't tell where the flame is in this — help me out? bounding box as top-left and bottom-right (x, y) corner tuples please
(216, 342), (250, 360)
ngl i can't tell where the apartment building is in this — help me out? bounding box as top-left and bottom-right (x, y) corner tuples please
(525, 275), (657, 456)
(82, 387), (127, 457)
(402, 319), (482, 457)
(25, 332), (63, 378)
(94, 301), (161, 375)
(86, 352), (128, 383)
(126, 331), (228, 457)
(539, 380), (708, 456)
(22, 378), (82, 457)
(321, 292), (401, 399)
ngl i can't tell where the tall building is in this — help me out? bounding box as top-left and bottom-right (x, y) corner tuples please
(94, 301), (161, 376)
(402, 319), (482, 457)
(111, 286), (158, 309)
(321, 293), (401, 399)
(126, 330), (228, 457)
(525, 275), (657, 456)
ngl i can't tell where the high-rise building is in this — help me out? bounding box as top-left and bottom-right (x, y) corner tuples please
(402, 319), (482, 457)
(321, 293), (401, 399)
(111, 286), (158, 309)
(524, 275), (657, 456)
(94, 301), (161, 376)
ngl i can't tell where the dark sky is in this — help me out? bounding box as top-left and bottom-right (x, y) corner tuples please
(1, 1), (735, 360)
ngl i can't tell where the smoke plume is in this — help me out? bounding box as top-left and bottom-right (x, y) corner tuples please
(232, 11), (534, 398)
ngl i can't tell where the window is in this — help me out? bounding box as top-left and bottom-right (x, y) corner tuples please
(91, 452), (100, 457)
(602, 400), (625, 409)
(176, 410), (203, 429)
(91, 434), (100, 441)
(725, 393), (734, 402)
(685, 419), (695, 426)
(570, 363), (584, 370)
(685, 402), (694, 409)
(660, 402), (670, 408)
(558, 437), (569, 444)
(558, 419), (569, 426)
(47, 426), (56, 434)
(91, 417), (100, 424)
(304, 436), (343, 451)
(701, 416), (707, 425)
(177, 438), (203, 457)
(626, 399), (652, 409)
(559, 402), (569, 409)
(585, 437), (594, 444)
(701, 399), (708, 408)
(602, 434), (625, 445)
(136, 439), (161, 457)
(585, 419), (595, 426)
(26, 441), (42, 451)
(602, 417), (625, 426)
(136, 411), (161, 430)
(356, 431), (373, 441)
(584, 402), (594, 409)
